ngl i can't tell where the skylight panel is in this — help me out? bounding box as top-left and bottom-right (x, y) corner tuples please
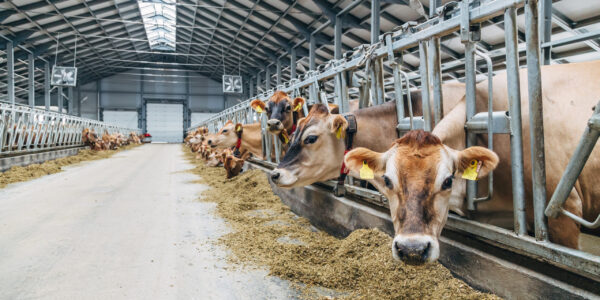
(138, 0), (177, 51)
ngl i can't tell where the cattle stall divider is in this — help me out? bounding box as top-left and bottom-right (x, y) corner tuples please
(0, 101), (141, 156)
(188, 0), (600, 281)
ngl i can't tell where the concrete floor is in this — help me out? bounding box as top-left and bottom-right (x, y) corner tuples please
(0, 144), (298, 300)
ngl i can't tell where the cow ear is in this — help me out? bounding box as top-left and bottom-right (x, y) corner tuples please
(250, 99), (266, 113)
(235, 123), (243, 134)
(455, 146), (499, 179)
(329, 114), (348, 134)
(344, 147), (387, 177)
(292, 97), (305, 111)
(224, 120), (233, 126)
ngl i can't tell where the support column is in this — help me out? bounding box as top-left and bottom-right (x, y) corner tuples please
(58, 86), (64, 113)
(28, 54), (35, 108)
(256, 72), (261, 94)
(540, 0), (552, 65)
(309, 35), (316, 71)
(265, 66), (271, 91)
(44, 62), (50, 111)
(526, 0), (549, 241)
(290, 47), (297, 79)
(7, 41), (14, 105)
(68, 87), (73, 115)
(334, 16), (343, 60)
(249, 76), (254, 97)
(77, 85), (82, 117)
(370, 0), (380, 44)
(276, 60), (282, 87)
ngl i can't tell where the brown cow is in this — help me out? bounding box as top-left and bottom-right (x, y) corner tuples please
(269, 83), (467, 188)
(344, 130), (498, 264)
(212, 121), (264, 159)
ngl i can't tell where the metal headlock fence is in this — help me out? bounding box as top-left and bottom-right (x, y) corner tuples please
(0, 101), (141, 155)
(188, 0), (600, 280)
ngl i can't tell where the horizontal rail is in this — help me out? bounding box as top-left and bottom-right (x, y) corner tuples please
(0, 102), (141, 155)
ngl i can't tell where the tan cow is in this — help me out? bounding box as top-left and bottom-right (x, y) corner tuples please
(430, 60), (600, 249)
(344, 130), (498, 264)
(270, 83), (467, 188)
(212, 121), (264, 159)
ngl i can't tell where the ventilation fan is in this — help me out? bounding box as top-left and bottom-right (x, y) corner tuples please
(51, 66), (78, 87)
(222, 75), (243, 93)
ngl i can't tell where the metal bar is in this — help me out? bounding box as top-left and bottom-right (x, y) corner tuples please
(7, 41), (15, 105)
(505, 6), (527, 236)
(44, 62), (50, 111)
(28, 54), (34, 108)
(310, 35), (316, 71)
(546, 103), (600, 222)
(539, 0), (552, 64)
(276, 60), (282, 87)
(419, 42), (431, 132)
(541, 29), (600, 49)
(473, 50), (494, 204)
(464, 40), (477, 211)
(429, 38), (443, 126)
(290, 47), (297, 79)
(68, 87), (73, 115)
(371, 0), (380, 44)
(526, 0), (549, 241)
(335, 15), (343, 60)
(58, 86), (64, 113)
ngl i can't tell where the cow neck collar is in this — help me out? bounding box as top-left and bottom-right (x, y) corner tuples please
(234, 129), (243, 157)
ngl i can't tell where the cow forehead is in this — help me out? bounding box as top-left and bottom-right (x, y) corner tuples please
(392, 144), (444, 183)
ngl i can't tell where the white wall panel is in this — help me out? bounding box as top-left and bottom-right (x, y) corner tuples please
(146, 103), (183, 143)
(103, 110), (139, 129)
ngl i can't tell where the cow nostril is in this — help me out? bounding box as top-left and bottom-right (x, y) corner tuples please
(271, 172), (281, 181)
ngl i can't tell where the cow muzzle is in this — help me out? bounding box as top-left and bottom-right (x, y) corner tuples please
(269, 168), (297, 188)
(392, 234), (439, 265)
(267, 119), (284, 133)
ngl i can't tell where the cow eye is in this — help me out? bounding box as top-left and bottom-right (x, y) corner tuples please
(222, 129), (228, 133)
(304, 135), (318, 144)
(383, 175), (393, 189)
(442, 176), (453, 190)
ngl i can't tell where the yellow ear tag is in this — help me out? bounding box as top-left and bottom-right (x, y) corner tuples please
(360, 161), (374, 180)
(461, 160), (481, 181)
(294, 103), (302, 111)
(336, 127), (343, 139)
(281, 131), (289, 144)
(255, 106), (263, 113)
(235, 125), (242, 132)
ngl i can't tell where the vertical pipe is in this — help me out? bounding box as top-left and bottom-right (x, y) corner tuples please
(429, 0), (441, 18)
(68, 87), (73, 115)
(96, 80), (100, 121)
(249, 76), (254, 97)
(335, 16), (343, 60)
(265, 66), (271, 91)
(290, 47), (297, 79)
(418, 42), (431, 132)
(429, 38), (443, 126)
(77, 85), (81, 117)
(540, 0), (552, 65)
(464, 41), (478, 211)
(58, 86), (64, 113)
(28, 54), (35, 108)
(256, 72), (261, 94)
(276, 60), (282, 87)
(7, 41), (14, 105)
(309, 35), (316, 71)
(44, 62), (50, 111)
(505, 7), (527, 236)
(371, 0), (380, 44)
(526, 0), (549, 241)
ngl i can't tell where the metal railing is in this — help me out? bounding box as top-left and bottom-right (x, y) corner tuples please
(0, 101), (141, 155)
(188, 0), (600, 280)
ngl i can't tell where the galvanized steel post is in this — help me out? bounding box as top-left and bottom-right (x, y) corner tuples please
(28, 54), (35, 108)
(44, 62), (50, 111)
(58, 86), (64, 113)
(429, 38), (443, 126)
(525, 0), (549, 241)
(539, 0), (552, 65)
(371, 0), (380, 44)
(505, 6), (527, 236)
(290, 47), (297, 79)
(335, 16), (343, 60)
(7, 41), (14, 105)
(68, 87), (73, 115)
(464, 41), (477, 211)
(309, 35), (316, 71)
(256, 72), (261, 94)
(418, 42), (431, 132)
(265, 66), (271, 91)
(276, 60), (282, 87)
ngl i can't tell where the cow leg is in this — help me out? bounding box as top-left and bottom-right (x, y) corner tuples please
(547, 188), (582, 249)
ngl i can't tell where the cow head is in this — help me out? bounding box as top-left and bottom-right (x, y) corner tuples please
(270, 104), (348, 187)
(251, 91), (305, 135)
(344, 130), (498, 264)
(213, 121), (243, 149)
